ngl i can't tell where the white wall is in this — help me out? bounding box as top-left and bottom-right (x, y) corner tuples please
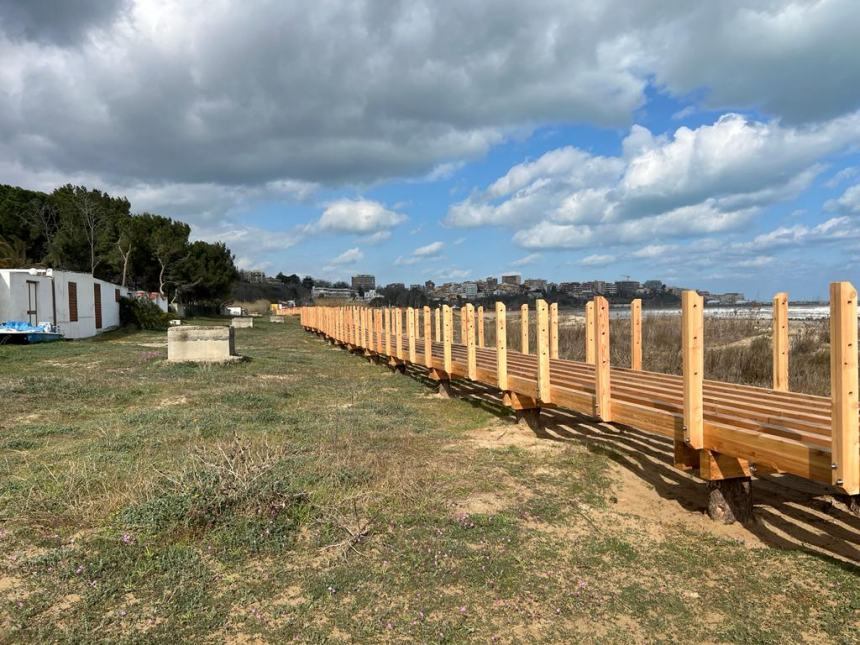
(0, 269), (128, 340)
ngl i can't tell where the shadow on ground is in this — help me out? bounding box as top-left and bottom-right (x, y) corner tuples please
(362, 354), (860, 567)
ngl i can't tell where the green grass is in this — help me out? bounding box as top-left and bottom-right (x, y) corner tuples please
(0, 319), (857, 642)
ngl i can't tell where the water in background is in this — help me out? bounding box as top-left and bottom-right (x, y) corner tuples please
(606, 304), (830, 321)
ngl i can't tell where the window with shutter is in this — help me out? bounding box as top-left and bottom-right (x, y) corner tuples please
(94, 283), (102, 329)
(69, 282), (78, 322)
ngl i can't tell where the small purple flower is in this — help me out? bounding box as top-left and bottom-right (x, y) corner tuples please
(459, 606), (467, 614)
(75, 565), (84, 575)
(120, 532), (135, 545)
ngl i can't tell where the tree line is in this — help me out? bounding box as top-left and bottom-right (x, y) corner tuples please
(0, 184), (237, 304)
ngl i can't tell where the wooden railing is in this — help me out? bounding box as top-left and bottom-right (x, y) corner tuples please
(299, 285), (860, 498)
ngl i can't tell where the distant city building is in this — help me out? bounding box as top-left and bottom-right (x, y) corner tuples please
(615, 280), (640, 294)
(463, 281), (478, 297)
(240, 269), (266, 284)
(424, 280), (435, 291)
(485, 276), (498, 290)
(718, 292), (745, 304)
(312, 286), (353, 299)
(501, 274), (521, 286)
(524, 278), (547, 291)
(386, 282), (405, 290)
(589, 280), (606, 294)
(351, 274), (376, 291)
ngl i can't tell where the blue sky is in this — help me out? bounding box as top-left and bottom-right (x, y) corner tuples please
(3, 1), (860, 300)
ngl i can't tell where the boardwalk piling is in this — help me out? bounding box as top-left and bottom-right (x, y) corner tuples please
(423, 305), (432, 368)
(496, 302), (508, 391)
(830, 282), (860, 497)
(631, 298), (642, 371)
(594, 296), (611, 422)
(520, 304), (529, 354)
(585, 301), (595, 365)
(772, 292), (789, 391)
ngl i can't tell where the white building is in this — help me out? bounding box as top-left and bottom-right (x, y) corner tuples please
(0, 268), (130, 340)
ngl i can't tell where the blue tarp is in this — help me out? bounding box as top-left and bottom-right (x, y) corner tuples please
(0, 321), (52, 332)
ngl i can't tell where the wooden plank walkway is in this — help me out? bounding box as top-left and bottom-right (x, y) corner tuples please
(300, 289), (860, 502)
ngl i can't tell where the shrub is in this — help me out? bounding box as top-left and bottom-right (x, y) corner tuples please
(120, 296), (174, 330)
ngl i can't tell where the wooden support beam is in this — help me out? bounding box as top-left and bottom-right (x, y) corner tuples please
(549, 302), (559, 359)
(435, 307), (441, 342)
(520, 303), (529, 354)
(830, 281), (860, 495)
(700, 450), (751, 480)
(537, 299), (551, 403)
(477, 306), (485, 348)
(357, 308), (364, 348)
(443, 305), (453, 374)
(631, 298), (642, 371)
(682, 290), (704, 449)
(466, 303), (476, 380)
(496, 302), (508, 391)
(503, 390), (538, 410)
(375, 309), (383, 354)
(585, 301), (595, 364)
(460, 306), (467, 346)
(423, 305), (432, 368)
(594, 296), (611, 422)
(772, 292), (789, 392)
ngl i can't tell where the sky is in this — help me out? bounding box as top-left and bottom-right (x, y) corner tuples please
(2, 1), (860, 300)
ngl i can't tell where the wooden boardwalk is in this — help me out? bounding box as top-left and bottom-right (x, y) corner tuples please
(301, 286), (860, 509)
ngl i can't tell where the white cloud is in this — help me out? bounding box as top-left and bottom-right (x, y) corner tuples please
(360, 230), (392, 245)
(1, 0), (859, 210)
(328, 247), (364, 266)
(579, 254), (615, 267)
(450, 112), (860, 250)
(413, 241), (445, 257)
(825, 183), (860, 215)
(511, 253), (541, 267)
(826, 167), (859, 189)
(315, 199), (406, 234)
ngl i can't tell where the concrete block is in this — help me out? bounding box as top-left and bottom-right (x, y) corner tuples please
(168, 325), (241, 363)
(269, 315), (285, 323)
(231, 317), (254, 329)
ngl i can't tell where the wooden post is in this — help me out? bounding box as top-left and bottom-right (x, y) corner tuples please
(407, 307), (417, 363)
(423, 305), (432, 368)
(549, 302), (559, 359)
(594, 296), (611, 422)
(585, 301), (595, 364)
(830, 281), (860, 495)
(466, 303), (476, 379)
(376, 309), (383, 354)
(395, 308), (403, 359)
(496, 302), (507, 391)
(682, 291), (704, 449)
(357, 308), (364, 348)
(772, 292), (789, 391)
(537, 299), (551, 403)
(384, 308), (392, 356)
(443, 305), (453, 374)
(435, 307), (441, 342)
(520, 303), (529, 354)
(631, 298), (642, 371)
(477, 305), (485, 348)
